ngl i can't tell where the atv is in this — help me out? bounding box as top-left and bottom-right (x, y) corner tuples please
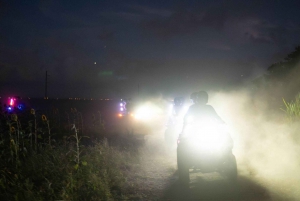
(177, 118), (237, 185)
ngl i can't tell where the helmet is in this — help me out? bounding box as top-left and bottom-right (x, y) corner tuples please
(195, 91), (208, 104)
(174, 97), (184, 106)
(173, 97), (184, 116)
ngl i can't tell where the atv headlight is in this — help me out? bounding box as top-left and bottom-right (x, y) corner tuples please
(198, 133), (227, 150)
(185, 120), (229, 152)
(188, 133), (227, 153)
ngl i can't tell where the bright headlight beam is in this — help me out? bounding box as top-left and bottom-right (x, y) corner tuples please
(133, 103), (161, 121)
(184, 120), (228, 152)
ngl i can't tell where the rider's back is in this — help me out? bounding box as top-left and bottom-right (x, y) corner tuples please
(184, 104), (222, 123)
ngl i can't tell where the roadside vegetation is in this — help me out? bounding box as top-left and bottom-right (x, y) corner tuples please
(0, 106), (146, 200)
(252, 46), (300, 108)
(282, 93), (300, 122)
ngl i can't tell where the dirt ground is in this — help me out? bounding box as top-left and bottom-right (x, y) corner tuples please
(125, 134), (294, 201)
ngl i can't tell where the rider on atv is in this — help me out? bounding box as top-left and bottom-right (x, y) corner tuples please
(182, 91), (224, 133)
(177, 91), (236, 185)
(165, 97), (185, 149)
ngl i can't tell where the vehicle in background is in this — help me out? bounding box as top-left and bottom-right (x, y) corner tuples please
(117, 98), (161, 121)
(2, 96), (29, 113)
(165, 97), (187, 150)
(118, 98), (134, 117)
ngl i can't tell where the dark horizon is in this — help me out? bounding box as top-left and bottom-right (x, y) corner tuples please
(1, 0), (300, 98)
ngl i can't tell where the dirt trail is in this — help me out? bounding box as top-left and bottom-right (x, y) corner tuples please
(126, 135), (291, 201)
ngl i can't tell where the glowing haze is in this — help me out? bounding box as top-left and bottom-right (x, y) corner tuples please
(138, 87), (300, 200)
(209, 89), (300, 200)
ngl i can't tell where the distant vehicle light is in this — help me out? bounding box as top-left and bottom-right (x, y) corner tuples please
(18, 104), (24, 110)
(118, 113), (123, 117)
(8, 106), (12, 111)
(120, 103), (123, 106)
(10, 98), (14, 106)
(134, 104), (159, 120)
(120, 107), (124, 111)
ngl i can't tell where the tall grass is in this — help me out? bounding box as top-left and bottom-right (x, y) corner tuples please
(1, 140), (140, 200)
(0, 106), (143, 200)
(282, 93), (300, 121)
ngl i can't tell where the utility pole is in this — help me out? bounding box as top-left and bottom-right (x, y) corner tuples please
(45, 71), (49, 99)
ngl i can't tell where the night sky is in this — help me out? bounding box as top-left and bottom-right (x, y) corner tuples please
(1, 0), (300, 99)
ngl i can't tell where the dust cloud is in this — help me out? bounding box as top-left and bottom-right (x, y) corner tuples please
(210, 89), (300, 200)
(132, 88), (300, 200)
